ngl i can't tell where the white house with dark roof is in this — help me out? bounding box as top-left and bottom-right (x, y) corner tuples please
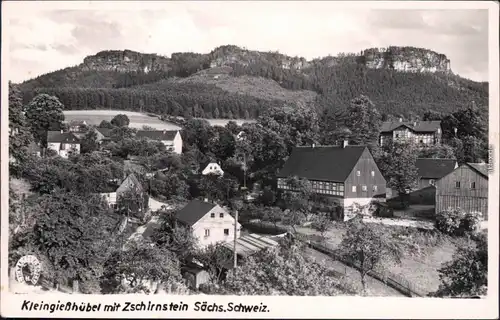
(47, 130), (81, 158)
(135, 130), (183, 154)
(201, 161), (224, 176)
(174, 199), (241, 248)
(277, 142), (386, 220)
(379, 120), (442, 147)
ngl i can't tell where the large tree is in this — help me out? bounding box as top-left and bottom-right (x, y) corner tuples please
(110, 114), (130, 127)
(9, 82), (33, 162)
(101, 239), (188, 294)
(12, 191), (120, 290)
(344, 95), (382, 146)
(337, 219), (402, 294)
(194, 244), (233, 284)
(24, 93), (65, 146)
(431, 232), (487, 297)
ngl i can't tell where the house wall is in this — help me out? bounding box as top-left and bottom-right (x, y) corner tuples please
(47, 142), (61, 155)
(202, 163), (224, 176)
(344, 148), (387, 199)
(173, 132), (183, 154)
(192, 206), (241, 248)
(48, 143), (81, 158)
(379, 129), (440, 146)
(435, 164), (488, 218)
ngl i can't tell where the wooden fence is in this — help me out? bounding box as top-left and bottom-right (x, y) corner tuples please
(295, 234), (428, 297)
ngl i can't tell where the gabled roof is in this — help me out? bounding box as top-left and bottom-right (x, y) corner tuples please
(380, 121), (441, 133)
(277, 145), (367, 182)
(118, 173), (143, 192)
(136, 130), (178, 141)
(175, 199), (218, 226)
(416, 158), (457, 179)
(47, 131), (80, 143)
(95, 127), (113, 137)
(466, 163), (488, 179)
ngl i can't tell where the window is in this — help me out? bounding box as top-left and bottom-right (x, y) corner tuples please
(219, 213), (224, 218)
(429, 179), (435, 185)
(356, 171), (361, 177)
(395, 134), (400, 138)
(455, 181), (461, 189)
(362, 185), (367, 192)
(471, 182), (476, 189)
(60, 143), (66, 150)
(371, 171), (375, 177)
(352, 186), (357, 192)
(373, 185), (378, 192)
(224, 229), (229, 236)
(210, 213), (215, 218)
(204, 229), (210, 237)
(419, 139), (424, 143)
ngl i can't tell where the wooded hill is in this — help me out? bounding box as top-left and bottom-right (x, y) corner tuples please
(18, 45), (489, 120)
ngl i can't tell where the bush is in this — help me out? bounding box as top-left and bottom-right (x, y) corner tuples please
(241, 221), (288, 235)
(436, 208), (481, 236)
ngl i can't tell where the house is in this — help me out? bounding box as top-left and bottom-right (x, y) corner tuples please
(416, 158), (458, 189)
(174, 199), (241, 248)
(47, 131), (81, 158)
(101, 173), (145, 211)
(276, 142), (387, 220)
(135, 130), (183, 154)
(379, 120), (442, 147)
(201, 161), (224, 176)
(435, 162), (489, 219)
(67, 120), (87, 132)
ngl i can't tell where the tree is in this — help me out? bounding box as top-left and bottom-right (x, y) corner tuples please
(431, 232), (487, 297)
(24, 93), (65, 146)
(374, 140), (419, 207)
(151, 209), (198, 261)
(9, 82), (33, 162)
(344, 95), (382, 146)
(337, 219), (402, 294)
(13, 191), (120, 289)
(435, 208), (481, 236)
(101, 239), (188, 294)
(220, 244), (344, 295)
(194, 244), (233, 283)
(117, 188), (147, 219)
(99, 120), (114, 129)
(311, 213), (333, 239)
(110, 114), (130, 127)
(150, 172), (190, 201)
(80, 129), (100, 154)
(262, 206), (283, 228)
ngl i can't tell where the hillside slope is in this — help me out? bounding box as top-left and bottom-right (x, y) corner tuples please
(19, 45), (488, 119)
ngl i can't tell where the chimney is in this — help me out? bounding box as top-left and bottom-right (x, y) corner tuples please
(399, 118), (403, 123)
(163, 130), (166, 134)
(413, 121), (417, 127)
(312, 143), (316, 148)
(204, 198), (208, 203)
(342, 140), (348, 148)
(60, 129), (64, 134)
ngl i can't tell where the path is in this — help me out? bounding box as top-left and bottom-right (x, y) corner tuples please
(148, 197), (172, 211)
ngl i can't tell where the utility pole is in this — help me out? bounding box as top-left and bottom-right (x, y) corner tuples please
(233, 209), (238, 269)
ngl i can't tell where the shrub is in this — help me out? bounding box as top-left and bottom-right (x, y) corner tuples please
(436, 208), (481, 236)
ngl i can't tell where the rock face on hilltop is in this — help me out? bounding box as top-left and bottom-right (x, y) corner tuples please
(361, 46), (451, 73)
(82, 50), (172, 73)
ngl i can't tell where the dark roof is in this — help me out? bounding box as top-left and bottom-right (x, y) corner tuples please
(136, 130), (178, 141)
(380, 121), (441, 133)
(466, 163), (488, 179)
(277, 145), (367, 182)
(47, 131), (80, 143)
(175, 199), (217, 226)
(95, 127), (113, 137)
(416, 158), (457, 179)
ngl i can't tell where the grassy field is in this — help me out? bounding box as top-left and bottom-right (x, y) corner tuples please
(296, 223), (465, 295)
(63, 110), (254, 129)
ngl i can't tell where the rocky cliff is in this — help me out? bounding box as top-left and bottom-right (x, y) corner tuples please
(361, 46), (451, 73)
(81, 49), (172, 73)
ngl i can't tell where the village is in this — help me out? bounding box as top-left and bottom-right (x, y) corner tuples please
(8, 90), (489, 297)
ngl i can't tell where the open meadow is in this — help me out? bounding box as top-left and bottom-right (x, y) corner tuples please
(63, 110), (255, 129)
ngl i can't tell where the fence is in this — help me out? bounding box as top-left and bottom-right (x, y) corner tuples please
(295, 233), (428, 297)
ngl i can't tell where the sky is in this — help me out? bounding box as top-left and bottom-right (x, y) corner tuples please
(5, 2), (490, 83)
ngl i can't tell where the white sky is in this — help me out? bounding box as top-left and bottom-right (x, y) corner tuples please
(4, 2), (490, 83)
